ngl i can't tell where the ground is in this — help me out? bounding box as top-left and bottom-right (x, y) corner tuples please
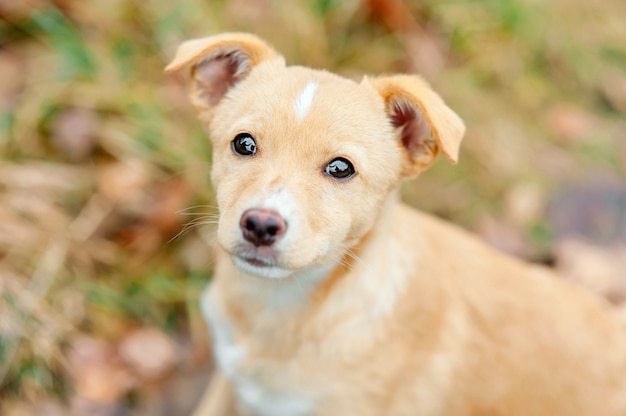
(1, 0), (625, 414)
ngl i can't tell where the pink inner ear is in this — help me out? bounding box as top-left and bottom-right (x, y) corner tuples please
(194, 52), (245, 105)
(390, 99), (433, 157)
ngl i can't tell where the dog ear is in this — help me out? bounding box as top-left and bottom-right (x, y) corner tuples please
(165, 32), (282, 117)
(368, 75), (465, 176)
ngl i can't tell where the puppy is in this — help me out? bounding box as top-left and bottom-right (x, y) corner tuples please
(166, 33), (626, 416)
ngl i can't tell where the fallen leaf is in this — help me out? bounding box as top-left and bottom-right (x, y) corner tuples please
(118, 327), (178, 380)
(67, 336), (137, 403)
(96, 159), (152, 211)
(51, 107), (99, 162)
(554, 238), (626, 302)
(546, 104), (596, 143)
(599, 68), (626, 114)
(504, 183), (546, 227)
(475, 216), (534, 259)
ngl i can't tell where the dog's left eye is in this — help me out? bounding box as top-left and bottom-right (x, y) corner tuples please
(324, 157), (355, 180)
(231, 133), (257, 156)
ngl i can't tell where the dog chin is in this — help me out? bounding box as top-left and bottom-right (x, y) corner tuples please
(232, 255), (294, 280)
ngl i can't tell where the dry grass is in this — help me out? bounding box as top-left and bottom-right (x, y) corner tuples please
(1, 0), (625, 413)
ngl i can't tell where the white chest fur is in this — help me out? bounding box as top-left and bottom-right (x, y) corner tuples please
(200, 285), (316, 416)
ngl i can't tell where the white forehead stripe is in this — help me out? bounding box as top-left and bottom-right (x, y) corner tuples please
(294, 81), (318, 120)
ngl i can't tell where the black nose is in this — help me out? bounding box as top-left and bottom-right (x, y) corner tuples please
(239, 209), (287, 246)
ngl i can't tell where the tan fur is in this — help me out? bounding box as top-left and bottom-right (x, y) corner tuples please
(169, 33), (626, 416)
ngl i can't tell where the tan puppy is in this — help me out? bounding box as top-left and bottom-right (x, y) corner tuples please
(166, 33), (626, 416)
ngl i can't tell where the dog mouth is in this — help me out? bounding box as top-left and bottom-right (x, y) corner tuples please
(244, 257), (269, 267)
(231, 246), (294, 279)
(235, 245), (278, 265)
(239, 253), (273, 268)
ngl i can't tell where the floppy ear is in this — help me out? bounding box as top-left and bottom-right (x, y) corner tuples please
(368, 75), (465, 176)
(165, 32), (282, 119)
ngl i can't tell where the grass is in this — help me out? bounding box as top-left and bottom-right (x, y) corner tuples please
(0, 0), (624, 412)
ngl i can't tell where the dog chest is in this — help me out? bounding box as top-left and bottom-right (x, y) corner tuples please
(200, 285), (317, 416)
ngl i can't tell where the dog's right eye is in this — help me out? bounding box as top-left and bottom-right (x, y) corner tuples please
(231, 133), (257, 156)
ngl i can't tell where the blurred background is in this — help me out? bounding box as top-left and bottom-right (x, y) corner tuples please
(1, 0), (625, 414)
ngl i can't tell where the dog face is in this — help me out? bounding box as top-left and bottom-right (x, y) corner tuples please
(208, 64), (404, 280)
(166, 33), (464, 280)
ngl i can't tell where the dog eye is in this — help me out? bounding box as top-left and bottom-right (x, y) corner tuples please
(231, 133), (257, 156)
(324, 157), (355, 180)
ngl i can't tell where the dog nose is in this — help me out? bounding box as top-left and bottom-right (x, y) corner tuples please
(239, 209), (287, 246)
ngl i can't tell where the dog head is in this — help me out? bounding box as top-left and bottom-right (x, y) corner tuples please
(166, 33), (464, 280)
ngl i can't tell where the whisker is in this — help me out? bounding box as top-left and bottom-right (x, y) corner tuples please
(182, 216), (219, 226)
(168, 218), (219, 243)
(177, 204), (219, 214)
(178, 212), (220, 217)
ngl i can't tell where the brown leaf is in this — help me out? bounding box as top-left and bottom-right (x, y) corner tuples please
(504, 183), (546, 227)
(546, 104), (596, 143)
(118, 327), (178, 380)
(67, 336), (137, 403)
(600, 69), (626, 114)
(364, 0), (414, 32)
(51, 107), (99, 162)
(554, 238), (626, 302)
(142, 177), (190, 236)
(96, 159), (153, 210)
(475, 217), (534, 259)
(114, 177), (190, 254)
(362, 0), (446, 76)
